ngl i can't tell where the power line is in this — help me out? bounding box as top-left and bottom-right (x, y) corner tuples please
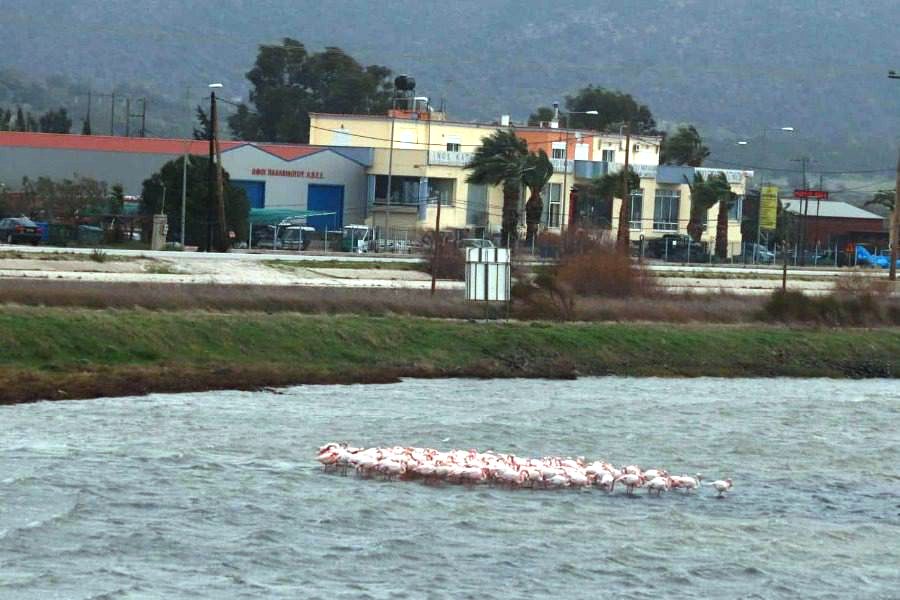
(707, 156), (894, 175)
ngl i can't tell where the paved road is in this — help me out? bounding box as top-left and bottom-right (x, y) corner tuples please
(0, 244), (424, 264)
(0, 243), (878, 277)
(2, 243), (893, 296)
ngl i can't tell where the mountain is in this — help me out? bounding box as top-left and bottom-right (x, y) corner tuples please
(1, 0), (899, 181)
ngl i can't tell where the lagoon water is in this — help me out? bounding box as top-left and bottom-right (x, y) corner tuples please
(0, 378), (898, 599)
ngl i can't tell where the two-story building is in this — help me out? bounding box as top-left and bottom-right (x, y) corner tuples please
(309, 106), (751, 254)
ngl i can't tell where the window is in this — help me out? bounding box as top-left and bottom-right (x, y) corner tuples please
(446, 135), (461, 153)
(374, 175), (420, 205)
(541, 183), (562, 228)
(654, 188), (680, 231)
(728, 195), (744, 221)
(551, 141), (567, 160)
(466, 184), (488, 226)
(629, 189), (643, 230)
(633, 144), (640, 154)
(428, 178), (454, 206)
(601, 149), (616, 163)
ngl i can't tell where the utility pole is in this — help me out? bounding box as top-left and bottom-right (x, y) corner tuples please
(384, 115), (395, 250)
(430, 193), (442, 296)
(615, 123), (632, 253)
(791, 156), (810, 264)
(181, 152), (189, 247)
(181, 89), (190, 247)
(140, 99), (147, 138)
(815, 173), (824, 256)
(109, 92), (116, 135)
(889, 70), (900, 281)
(205, 90), (216, 252)
(891, 147), (899, 281)
(125, 97), (131, 137)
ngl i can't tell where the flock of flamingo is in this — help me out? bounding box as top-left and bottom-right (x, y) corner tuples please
(317, 443), (734, 498)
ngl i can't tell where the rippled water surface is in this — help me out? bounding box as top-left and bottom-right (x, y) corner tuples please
(1, 378), (898, 599)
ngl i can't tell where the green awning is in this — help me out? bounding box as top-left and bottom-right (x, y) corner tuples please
(249, 208), (336, 226)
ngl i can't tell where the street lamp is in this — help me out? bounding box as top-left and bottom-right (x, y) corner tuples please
(554, 106), (600, 230)
(736, 126), (795, 263)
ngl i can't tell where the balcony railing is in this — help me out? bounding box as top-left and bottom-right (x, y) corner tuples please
(550, 158), (574, 173)
(608, 163), (659, 179)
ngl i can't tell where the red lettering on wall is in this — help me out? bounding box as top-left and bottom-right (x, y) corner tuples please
(249, 168), (326, 179)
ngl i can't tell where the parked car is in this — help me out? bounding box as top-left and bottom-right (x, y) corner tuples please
(459, 238), (495, 250)
(856, 244), (900, 269)
(646, 234), (708, 262)
(341, 224), (373, 253)
(740, 242), (775, 264)
(0, 217), (42, 245)
(253, 225), (314, 250)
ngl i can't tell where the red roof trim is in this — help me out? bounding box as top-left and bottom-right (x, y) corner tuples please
(0, 131), (324, 161)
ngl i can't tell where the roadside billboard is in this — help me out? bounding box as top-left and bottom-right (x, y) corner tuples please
(760, 185), (779, 230)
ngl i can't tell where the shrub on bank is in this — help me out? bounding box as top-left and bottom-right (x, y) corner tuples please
(511, 244), (656, 320)
(555, 248), (655, 297)
(761, 290), (899, 326)
(424, 245), (466, 280)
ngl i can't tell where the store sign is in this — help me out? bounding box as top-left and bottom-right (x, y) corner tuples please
(251, 168), (324, 179)
(793, 189), (828, 199)
(760, 185), (779, 230)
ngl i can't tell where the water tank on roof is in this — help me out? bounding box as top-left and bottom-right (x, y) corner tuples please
(394, 75), (416, 92)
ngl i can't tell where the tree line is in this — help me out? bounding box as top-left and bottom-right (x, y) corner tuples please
(0, 106), (72, 133)
(1, 176), (123, 220)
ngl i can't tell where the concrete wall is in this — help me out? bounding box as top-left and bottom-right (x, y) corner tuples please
(0, 146), (176, 195)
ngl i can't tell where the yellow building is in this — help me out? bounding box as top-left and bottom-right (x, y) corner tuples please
(308, 109), (751, 255)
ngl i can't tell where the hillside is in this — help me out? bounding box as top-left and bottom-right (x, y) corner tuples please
(1, 0), (899, 179)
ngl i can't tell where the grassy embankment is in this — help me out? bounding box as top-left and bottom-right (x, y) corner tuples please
(0, 306), (897, 404)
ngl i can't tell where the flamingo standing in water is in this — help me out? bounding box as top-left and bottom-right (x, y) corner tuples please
(669, 474), (702, 492)
(710, 479), (733, 497)
(614, 473), (644, 495)
(645, 476), (670, 497)
(315, 442), (731, 498)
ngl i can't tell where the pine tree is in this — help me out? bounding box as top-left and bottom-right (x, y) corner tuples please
(15, 106), (27, 131)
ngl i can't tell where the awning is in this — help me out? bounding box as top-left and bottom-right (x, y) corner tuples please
(249, 208), (336, 226)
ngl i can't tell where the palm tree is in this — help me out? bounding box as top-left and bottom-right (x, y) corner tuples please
(685, 173), (718, 242)
(465, 130), (529, 247)
(706, 172), (736, 259)
(864, 190), (895, 213)
(609, 168), (640, 252)
(660, 125), (710, 167)
(865, 190), (897, 260)
(522, 150), (554, 244)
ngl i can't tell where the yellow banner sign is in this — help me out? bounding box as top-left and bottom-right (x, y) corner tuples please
(760, 185), (778, 230)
